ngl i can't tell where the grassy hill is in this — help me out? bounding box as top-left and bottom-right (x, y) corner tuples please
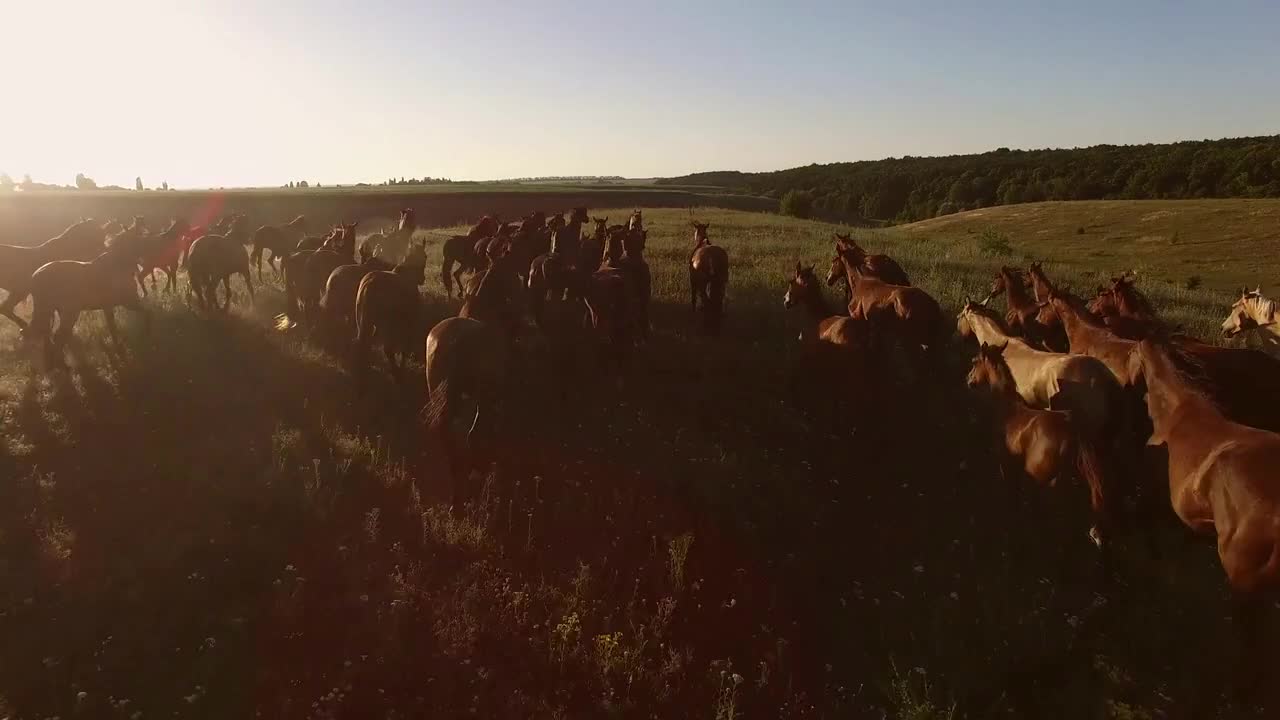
(888, 198), (1280, 294)
(0, 206), (1273, 718)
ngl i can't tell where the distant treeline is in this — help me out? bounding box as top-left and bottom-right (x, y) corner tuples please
(658, 135), (1280, 223)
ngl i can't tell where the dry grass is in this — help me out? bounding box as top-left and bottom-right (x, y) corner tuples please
(0, 204), (1275, 718)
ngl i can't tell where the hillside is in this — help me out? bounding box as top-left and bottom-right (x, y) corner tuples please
(658, 135), (1280, 223)
(882, 198), (1280, 293)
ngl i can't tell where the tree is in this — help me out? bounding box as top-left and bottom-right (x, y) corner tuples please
(135, 176), (144, 191)
(162, 180), (169, 191)
(21, 174), (33, 191)
(0, 173), (13, 191)
(779, 189), (814, 218)
(298, 180), (309, 188)
(75, 173), (98, 190)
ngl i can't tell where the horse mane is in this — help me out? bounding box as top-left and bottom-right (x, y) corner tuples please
(1113, 277), (1155, 317)
(1138, 333), (1218, 407)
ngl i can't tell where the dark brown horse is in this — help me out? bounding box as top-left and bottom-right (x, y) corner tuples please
(318, 243), (397, 341)
(689, 222), (730, 334)
(0, 219), (108, 332)
(836, 244), (942, 357)
(300, 222), (358, 326)
(580, 216), (608, 273)
(1026, 262), (1070, 351)
(135, 219), (193, 295)
(526, 207), (590, 328)
(353, 241), (428, 377)
(984, 266), (1045, 345)
(603, 228), (651, 344)
(784, 262), (873, 415)
(967, 342), (1116, 554)
(249, 215), (307, 280)
(441, 215), (500, 298)
(26, 223), (152, 368)
(185, 218), (255, 311)
(1128, 337), (1280, 698)
(833, 233), (910, 286)
(362, 208), (417, 261)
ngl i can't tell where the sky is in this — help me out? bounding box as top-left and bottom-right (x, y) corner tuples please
(2, 0), (1278, 188)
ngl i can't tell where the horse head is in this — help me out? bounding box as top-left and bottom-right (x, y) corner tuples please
(691, 221), (710, 246)
(784, 261), (819, 309)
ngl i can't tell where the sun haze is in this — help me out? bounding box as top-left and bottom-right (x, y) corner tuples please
(3, 0), (1278, 189)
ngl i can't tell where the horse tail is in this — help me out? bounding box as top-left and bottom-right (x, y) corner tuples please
(1074, 433), (1114, 547)
(423, 376), (463, 503)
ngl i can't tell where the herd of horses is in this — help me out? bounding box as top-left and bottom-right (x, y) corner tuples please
(2, 208), (1279, 700)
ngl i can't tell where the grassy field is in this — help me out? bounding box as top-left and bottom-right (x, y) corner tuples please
(0, 204), (1275, 718)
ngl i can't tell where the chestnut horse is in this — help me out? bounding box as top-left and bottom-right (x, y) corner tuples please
(784, 263), (873, 415)
(1027, 262), (1069, 351)
(0, 219), (108, 332)
(602, 228), (651, 344)
(353, 241), (428, 377)
(967, 342), (1117, 554)
(249, 215), (307, 280)
(185, 219), (255, 312)
(27, 223), (152, 368)
(689, 222), (729, 334)
(1087, 272), (1163, 339)
(833, 233), (910, 286)
(836, 244), (941, 358)
(318, 243), (397, 341)
(135, 219), (193, 295)
(1128, 337), (1280, 697)
(984, 266), (1045, 346)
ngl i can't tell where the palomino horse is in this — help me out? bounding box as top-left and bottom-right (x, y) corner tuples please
(783, 263), (873, 416)
(966, 342), (1116, 553)
(1128, 337), (1280, 697)
(185, 219), (255, 311)
(363, 208), (418, 261)
(27, 223), (152, 369)
(956, 301), (1123, 441)
(984, 266), (1045, 346)
(424, 248), (523, 501)
(318, 243), (397, 341)
(1221, 288), (1280, 348)
(0, 219), (108, 332)
(689, 222), (730, 334)
(136, 219), (193, 295)
(353, 241), (428, 377)
(250, 215), (307, 280)
(1027, 262), (1069, 351)
(1045, 286), (1280, 432)
(835, 244), (941, 358)
(441, 215), (500, 298)
(833, 233), (910, 286)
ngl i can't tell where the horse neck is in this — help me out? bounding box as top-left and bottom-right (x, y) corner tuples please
(967, 312), (1011, 347)
(1141, 347), (1219, 439)
(1115, 288), (1150, 318)
(1053, 297), (1104, 341)
(1003, 273), (1033, 308)
(1029, 271), (1052, 302)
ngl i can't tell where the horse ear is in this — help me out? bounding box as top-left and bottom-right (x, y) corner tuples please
(794, 260), (803, 274)
(1255, 286), (1262, 295)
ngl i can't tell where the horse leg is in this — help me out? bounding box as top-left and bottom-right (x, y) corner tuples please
(252, 247), (263, 281)
(1230, 592), (1265, 702)
(136, 270), (149, 298)
(103, 307), (122, 347)
(220, 276), (232, 311)
(122, 296), (151, 337)
(0, 288), (30, 333)
(165, 265), (178, 293)
(453, 265), (467, 299)
(241, 271), (255, 305)
(689, 271), (699, 313)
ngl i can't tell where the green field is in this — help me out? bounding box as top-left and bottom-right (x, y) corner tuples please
(0, 203), (1274, 718)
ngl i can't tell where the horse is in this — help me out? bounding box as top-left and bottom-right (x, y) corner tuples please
(689, 222), (730, 335)
(784, 262), (873, 416)
(26, 223), (152, 369)
(353, 241), (428, 378)
(628, 209), (644, 231)
(185, 219), (255, 312)
(956, 300), (1125, 442)
(984, 266), (1046, 346)
(318, 242), (397, 342)
(833, 233), (910, 286)
(526, 207), (590, 327)
(1221, 287), (1280, 348)
(580, 217), (608, 274)
(300, 222), (359, 327)
(835, 244), (941, 359)
(135, 219), (193, 295)
(249, 215), (307, 280)
(362, 208), (417, 261)
(966, 342), (1117, 556)
(1128, 337), (1280, 699)
(1086, 272), (1164, 339)
(603, 227), (651, 344)
(0, 219), (109, 332)
(279, 226), (342, 326)
(441, 215), (500, 298)
(1027, 262), (1070, 351)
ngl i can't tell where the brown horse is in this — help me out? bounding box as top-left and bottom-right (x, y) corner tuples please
(249, 215), (307, 280)
(967, 342), (1116, 553)
(318, 243), (397, 341)
(526, 208), (590, 326)
(603, 228), (651, 344)
(628, 209), (644, 231)
(689, 222), (730, 334)
(1128, 337), (1280, 697)
(185, 219), (255, 312)
(984, 266), (1045, 345)
(300, 222), (359, 327)
(353, 241), (428, 377)
(441, 215), (500, 298)
(833, 233), (910, 286)
(135, 219), (193, 295)
(836, 244), (942, 358)
(1087, 273), (1164, 339)
(0, 219), (109, 332)
(1027, 262), (1069, 351)
(362, 208), (417, 261)
(27, 223), (152, 368)
(784, 263), (873, 414)
(580, 217), (608, 273)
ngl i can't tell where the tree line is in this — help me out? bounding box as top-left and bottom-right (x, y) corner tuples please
(658, 135), (1280, 223)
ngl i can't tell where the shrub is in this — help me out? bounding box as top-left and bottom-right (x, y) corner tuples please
(780, 189), (814, 218)
(936, 201), (959, 217)
(977, 228), (1015, 256)
(1185, 275), (1202, 291)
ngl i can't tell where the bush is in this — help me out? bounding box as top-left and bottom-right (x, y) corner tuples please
(1185, 275), (1202, 291)
(936, 201), (959, 217)
(977, 227), (1015, 256)
(779, 189), (814, 219)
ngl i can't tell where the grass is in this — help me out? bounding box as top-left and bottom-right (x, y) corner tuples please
(0, 203), (1277, 718)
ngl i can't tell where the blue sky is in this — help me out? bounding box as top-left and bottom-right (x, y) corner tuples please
(3, 0), (1277, 187)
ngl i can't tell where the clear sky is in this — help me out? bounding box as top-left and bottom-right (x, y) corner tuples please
(3, 0), (1277, 188)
